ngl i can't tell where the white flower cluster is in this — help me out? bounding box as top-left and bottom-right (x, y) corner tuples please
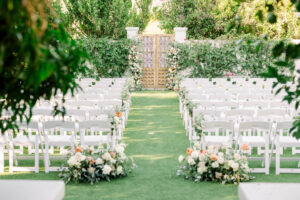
(177, 145), (252, 184)
(60, 143), (133, 184)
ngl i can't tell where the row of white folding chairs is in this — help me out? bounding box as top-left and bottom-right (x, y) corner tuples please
(0, 120), (118, 173)
(191, 120), (299, 175)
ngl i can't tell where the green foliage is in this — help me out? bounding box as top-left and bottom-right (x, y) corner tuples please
(157, 0), (225, 39)
(172, 40), (273, 78)
(157, 0), (299, 39)
(81, 38), (133, 77)
(128, 0), (152, 32)
(54, 0), (132, 39)
(0, 0), (88, 132)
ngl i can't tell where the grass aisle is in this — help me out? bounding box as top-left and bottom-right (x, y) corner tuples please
(1, 91), (300, 199)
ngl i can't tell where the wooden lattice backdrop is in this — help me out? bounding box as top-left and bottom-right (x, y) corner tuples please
(140, 34), (173, 89)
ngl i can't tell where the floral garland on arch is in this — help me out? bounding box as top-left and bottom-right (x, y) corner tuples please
(166, 46), (181, 91)
(177, 143), (254, 184)
(128, 45), (143, 91)
(59, 143), (136, 184)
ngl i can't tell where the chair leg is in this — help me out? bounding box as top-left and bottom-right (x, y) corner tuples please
(8, 142), (14, 173)
(34, 143), (39, 173)
(265, 144), (269, 175)
(44, 142), (49, 173)
(0, 144), (4, 173)
(276, 143), (280, 175)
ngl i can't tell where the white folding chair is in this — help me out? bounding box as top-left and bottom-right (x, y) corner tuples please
(237, 121), (272, 174)
(79, 120), (113, 148)
(275, 121), (300, 174)
(7, 121), (42, 173)
(200, 121), (234, 149)
(43, 121), (77, 173)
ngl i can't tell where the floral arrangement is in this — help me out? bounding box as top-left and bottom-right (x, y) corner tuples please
(59, 143), (136, 184)
(128, 45), (143, 91)
(166, 46), (181, 90)
(177, 143), (253, 184)
(193, 114), (204, 137)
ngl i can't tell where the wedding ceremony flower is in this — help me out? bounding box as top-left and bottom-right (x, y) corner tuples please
(177, 144), (253, 184)
(75, 146), (82, 153)
(88, 167), (95, 174)
(191, 150), (199, 159)
(187, 157), (196, 165)
(103, 165), (112, 175)
(102, 152), (112, 161)
(178, 155), (184, 163)
(117, 166), (123, 175)
(241, 144), (249, 151)
(96, 158), (104, 165)
(209, 154), (218, 161)
(186, 148), (193, 155)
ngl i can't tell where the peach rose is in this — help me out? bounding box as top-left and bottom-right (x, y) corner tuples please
(75, 146), (82, 153)
(186, 148), (193, 155)
(200, 150), (207, 154)
(174, 88), (178, 92)
(241, 144), (249, 151)
(89, 159), (95, 165)
(109, 151), (116, 159)
(209, 154), (218, 161)
(115, 112), (122, 118)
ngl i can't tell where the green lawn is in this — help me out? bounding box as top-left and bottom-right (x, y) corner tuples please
(1, 91), (300, 200)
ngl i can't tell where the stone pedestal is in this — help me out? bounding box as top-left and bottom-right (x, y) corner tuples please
(174, 27), (187, 43)
(126, 27), (139, 41)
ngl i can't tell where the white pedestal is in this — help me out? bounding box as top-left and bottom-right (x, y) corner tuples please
(126, 27), (139, 41)
(174, 27), (187, 43)
(0, 180), (65, 200)
(239, 183), (300, 200)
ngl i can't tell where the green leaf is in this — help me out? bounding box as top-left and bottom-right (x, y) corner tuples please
(267, 12), (277, 24)
(272, 42), (285, 57)
(274, 61), (288, 67)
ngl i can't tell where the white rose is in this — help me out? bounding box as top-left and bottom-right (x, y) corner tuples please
(197, 166), (207, 174)
(217, 152), (224, 157)
(102, 164), (112, 175)
(110, 158), (116, 164)
(199, 153), (206, 161)
(217, 156), (224, 164)
(212, 161), (219, 168)
(191, 151), (199, 159)
(194, 142), (201, 149)
(228, 160), (235, 167)
(234, 153), (241, 161)
(232, 162), (239, 171)
(187, 157), (196, 165)
(95, 158), (104, 165)
(102, 152), (112, 161)
(198, 161), (206, 168)
(241, 155), (247, 161)
(178, 155), (185, 163)
(88, 167), (95, 174)
(116, 166), (123, 175)
(115, 145), (125, 154)
(67, 156), (80, 168)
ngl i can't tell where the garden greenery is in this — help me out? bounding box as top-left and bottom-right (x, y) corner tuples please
(80, 38), (133, 78)
(157, 0), (299, 39)
(168, 40), (274, 79)
(53, 0), (152, 39)
(0, 0), (88, 133)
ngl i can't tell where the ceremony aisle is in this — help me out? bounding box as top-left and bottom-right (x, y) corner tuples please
(1, 91), (300, 200)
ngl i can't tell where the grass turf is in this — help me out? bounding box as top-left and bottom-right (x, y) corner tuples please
(1, 91), (300, 200)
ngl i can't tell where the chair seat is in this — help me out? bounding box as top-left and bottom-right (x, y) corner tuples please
(83, 135), (108, 145)
(277, 136), (300, 146)
(240, 136), (266, 146)
(13, 135), (36, 146)
(47, 135), (73, 146)
(204, 136), (231, 144)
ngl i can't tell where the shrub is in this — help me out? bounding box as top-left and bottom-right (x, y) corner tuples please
(81, 37), (133, 77)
